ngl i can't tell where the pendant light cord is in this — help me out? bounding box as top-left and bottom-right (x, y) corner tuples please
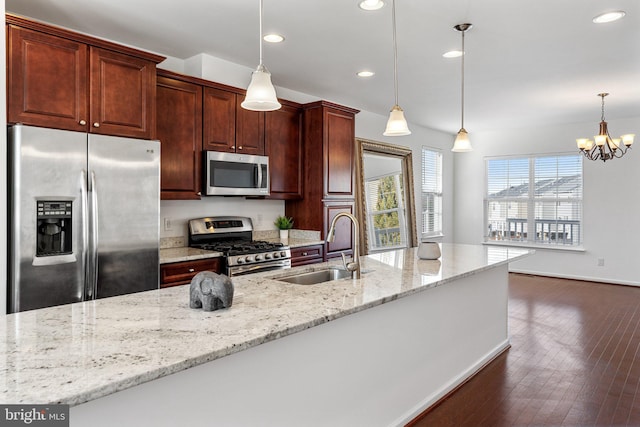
(460, 28), (465, 128)
(600, 93), (606, 122)
(392, 0), (399, 106)
(259, 0), (264, 66)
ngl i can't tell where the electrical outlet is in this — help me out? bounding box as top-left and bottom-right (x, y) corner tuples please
(597, 258), (605, 267)
(163, 218), (172, 231)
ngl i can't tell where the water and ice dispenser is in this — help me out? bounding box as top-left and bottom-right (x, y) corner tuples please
(36, 200), (72, 256)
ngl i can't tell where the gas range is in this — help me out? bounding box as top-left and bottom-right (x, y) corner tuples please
(188, 216), (291, 277)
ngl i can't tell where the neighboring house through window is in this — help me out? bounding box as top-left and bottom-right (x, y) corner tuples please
(485, 154), (583, 247)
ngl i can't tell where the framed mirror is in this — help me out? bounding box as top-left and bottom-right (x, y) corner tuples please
(355, 138), (418, 255)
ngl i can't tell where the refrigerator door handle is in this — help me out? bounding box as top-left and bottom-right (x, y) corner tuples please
(88, 170), (99, 300)
(81, 170), (90, 300)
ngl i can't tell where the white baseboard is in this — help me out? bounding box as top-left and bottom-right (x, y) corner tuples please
(509, 268), (640, 287)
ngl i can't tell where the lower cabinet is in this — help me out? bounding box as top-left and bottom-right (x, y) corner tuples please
(160, 258), (222, 288)
(291, 245), (324, 267)
(325, 202), (354, 260)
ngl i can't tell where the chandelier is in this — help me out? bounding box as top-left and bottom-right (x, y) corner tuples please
(576, 93), (634, 162)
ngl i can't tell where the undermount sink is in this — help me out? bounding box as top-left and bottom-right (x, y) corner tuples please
(276, 268), (353, 285)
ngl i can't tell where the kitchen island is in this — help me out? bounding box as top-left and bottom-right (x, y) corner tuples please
(0, 244), (531, 426)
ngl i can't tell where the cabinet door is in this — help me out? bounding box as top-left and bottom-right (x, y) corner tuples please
(236, 97), (265, 155)
(325, 202), (354, 260)
(265, 104), (302, 199)
(7, 25), (89, 131)
(324, 108), (355, 198)
(157, 76), (203, 200)
(203, 87), (236, 152)
(89, 47), (156, 139)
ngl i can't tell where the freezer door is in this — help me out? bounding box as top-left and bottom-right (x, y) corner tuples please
(8, 125), (88, 313)
(88, 134), (160, 298)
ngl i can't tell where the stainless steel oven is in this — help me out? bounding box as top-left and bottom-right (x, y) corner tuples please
(188, 216), (290, 277)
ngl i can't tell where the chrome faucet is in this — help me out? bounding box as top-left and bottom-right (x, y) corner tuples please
(326, 212), (360, 279)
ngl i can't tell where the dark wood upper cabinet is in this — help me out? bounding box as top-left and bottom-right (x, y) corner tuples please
(265, 103), (302, 199)
(235, 97), (265, 155)
(324, 109), (356, 198)
(6, 14), (164, 139)
(202, 87), (236, 152)
(89, 47), (156, 139)
(157, 70), (299, 200)
(203, 89), (266, 155)
(7, 25), (88, 132)
(156, 74), (203, 200)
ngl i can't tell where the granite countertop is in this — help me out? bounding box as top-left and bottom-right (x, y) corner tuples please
(0, 244), (532, 406)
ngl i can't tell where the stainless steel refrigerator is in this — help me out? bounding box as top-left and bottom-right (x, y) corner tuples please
(8, 125), (160, 313)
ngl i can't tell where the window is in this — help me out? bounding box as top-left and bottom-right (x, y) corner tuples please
(485, 154), (582, 247)
(364, 173), (407, 251)
(421, 147), (443, 238)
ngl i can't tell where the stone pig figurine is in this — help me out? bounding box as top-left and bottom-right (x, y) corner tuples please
(189, 271), (234, 312)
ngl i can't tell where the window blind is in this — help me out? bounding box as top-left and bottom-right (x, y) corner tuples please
(485, 154), (582, 246)
(421, 147), (443, 238)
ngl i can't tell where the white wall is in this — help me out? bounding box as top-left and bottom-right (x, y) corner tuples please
(159, 53), (455, 243)
(453, 117), (640, 286)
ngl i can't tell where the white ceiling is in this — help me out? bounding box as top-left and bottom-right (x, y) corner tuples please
(6, 0), (639, 135)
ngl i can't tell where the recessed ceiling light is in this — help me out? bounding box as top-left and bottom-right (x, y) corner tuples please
(357, 71), (375, 77)
(263, 34), (284, 43)
(592, 11), (626, 24)
(443, 50), (463, 58)
(359, 0), (384, 11)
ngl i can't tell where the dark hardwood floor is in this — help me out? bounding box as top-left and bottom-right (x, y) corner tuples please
(409, 273), (640, 426)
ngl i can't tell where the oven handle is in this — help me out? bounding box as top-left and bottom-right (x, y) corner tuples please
(228, 259), (291, 277)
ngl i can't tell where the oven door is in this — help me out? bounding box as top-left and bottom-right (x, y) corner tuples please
(205, 151), (269, 196)
(227, 258), (291, 277)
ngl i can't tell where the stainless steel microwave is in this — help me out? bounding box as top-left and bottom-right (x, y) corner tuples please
(204, 151), (270, 196)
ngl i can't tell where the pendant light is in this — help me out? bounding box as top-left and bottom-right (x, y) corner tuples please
(451, 23), (472, 152)
(241, 0), (281, 111)
(383, 0), (411, 136)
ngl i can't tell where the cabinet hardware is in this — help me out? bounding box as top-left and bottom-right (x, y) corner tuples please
(188, 268), (195, 273)
(79, 120), (86, 125)
(231, 146), (235, 150)
(238, 146), (243, 150)
(93, 122), (100, 128)
(302, 252), (308, 256)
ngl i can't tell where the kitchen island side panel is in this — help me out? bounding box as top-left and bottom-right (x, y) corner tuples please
(71, 264), (509, 427)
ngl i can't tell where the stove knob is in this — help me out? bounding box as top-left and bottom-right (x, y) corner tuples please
(265, 253), (272, 260)
(255, 254), (263, 261)
(280, 251), (287, 258)
(273, 252), (280, 258)
(236, 257), (244, 264)
(245, 256), (253, 263)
